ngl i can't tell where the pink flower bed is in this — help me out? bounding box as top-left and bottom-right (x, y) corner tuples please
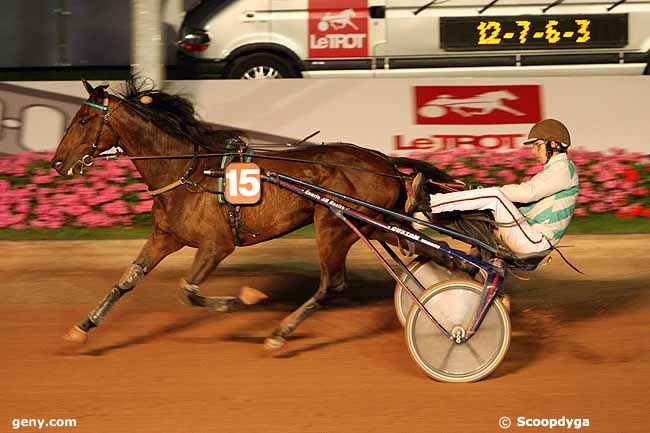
(0, 148), (649, 229)
(0, 152), (152, 229)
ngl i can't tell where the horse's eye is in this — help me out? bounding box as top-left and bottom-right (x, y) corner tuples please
(79, 119), (89, 125)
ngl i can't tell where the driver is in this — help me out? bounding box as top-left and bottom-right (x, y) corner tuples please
(407, 118), (580, 258)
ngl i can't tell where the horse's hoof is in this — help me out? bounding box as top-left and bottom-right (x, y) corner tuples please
(62, 326), (88, 344)
(177, 278), (199, 307)
(239, 286), (268, 306)
(177, 291), (192, 306)
(264, 335), (286, 350)
(209, 303), (233, 313)
(177, 287), (200, 307)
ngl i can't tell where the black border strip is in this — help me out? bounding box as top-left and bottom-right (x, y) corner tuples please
(306, 59), (373, 71)
(624, 52), (648, 63)
(521, 53), (619, 65)
(390, 56), (516, 68)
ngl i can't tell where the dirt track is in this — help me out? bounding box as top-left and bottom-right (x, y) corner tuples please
(2, 236), (649, 433)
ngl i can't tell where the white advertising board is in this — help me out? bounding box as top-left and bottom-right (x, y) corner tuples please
(2, 76), (648, 155)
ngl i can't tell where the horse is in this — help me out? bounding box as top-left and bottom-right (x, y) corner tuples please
(51, 78), (461, 350)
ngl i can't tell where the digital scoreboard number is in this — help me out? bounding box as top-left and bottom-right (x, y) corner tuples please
(440, 14), (628, 51)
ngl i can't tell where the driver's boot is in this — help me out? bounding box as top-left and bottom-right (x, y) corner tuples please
(406, 173), (432, 214)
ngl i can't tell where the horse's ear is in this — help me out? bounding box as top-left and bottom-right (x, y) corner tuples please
(96, 84), (109, 98)
(82, 79), (94, 96)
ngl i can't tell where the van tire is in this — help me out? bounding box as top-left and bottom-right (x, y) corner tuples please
(225, 53), (300, 79)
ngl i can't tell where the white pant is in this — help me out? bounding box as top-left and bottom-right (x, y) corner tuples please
(428, 187), (552, 255)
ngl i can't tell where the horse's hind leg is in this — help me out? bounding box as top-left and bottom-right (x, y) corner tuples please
(63, 229), (183, 343)
(265, 210), (358, 349)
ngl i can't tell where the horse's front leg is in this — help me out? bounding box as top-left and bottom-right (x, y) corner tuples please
(177, 243), (268, 312)
(63, 230), (183, 343)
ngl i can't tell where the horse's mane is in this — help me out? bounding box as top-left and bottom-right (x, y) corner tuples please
(116, 76), (243, 151)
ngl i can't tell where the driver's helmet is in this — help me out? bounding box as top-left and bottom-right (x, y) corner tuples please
(523, 119), (571, 149)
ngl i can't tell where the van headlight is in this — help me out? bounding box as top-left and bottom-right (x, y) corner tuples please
(178, 29), (211, 52)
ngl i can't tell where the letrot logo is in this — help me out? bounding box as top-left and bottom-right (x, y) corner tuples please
(309, 0), (368, 58)
(0, 84), (84, 154)
(414, 85), (542, 125)
(318, 8), (359, 31)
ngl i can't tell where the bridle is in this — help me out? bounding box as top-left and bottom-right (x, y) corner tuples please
(78, 95), (203, 196)
(74, 98), (112, 174)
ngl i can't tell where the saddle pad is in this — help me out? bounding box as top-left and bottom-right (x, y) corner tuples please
(217, 140), (254, 204)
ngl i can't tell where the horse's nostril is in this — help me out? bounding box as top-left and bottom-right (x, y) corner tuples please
(52, 160), (64, 170)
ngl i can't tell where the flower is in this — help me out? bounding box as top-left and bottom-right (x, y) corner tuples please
(574, 208), (587, 217)
(101, 200), (130, 216)
(75, 212), (115, 227)
(32, 174), (55, 185)
(131, 200), (153, 214)
(496, 169), (517, 184)
(623, 168), (640, 182)
(124, 183), (149, 192)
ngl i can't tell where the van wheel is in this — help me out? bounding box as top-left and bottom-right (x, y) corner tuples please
(225, 53), (300, 79)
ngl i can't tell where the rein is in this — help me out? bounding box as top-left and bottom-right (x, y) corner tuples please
(81, 99), (453, 193)
(95, 151), (407, 180)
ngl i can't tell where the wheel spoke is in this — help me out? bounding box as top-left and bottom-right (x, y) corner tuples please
(465, 340), (486, 366)
(440, 338), (456, 371)
(242, 66), (282, 80)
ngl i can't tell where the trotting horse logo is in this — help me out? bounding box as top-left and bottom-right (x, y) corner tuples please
(317, 9), (359, 31)
(414, 85), (542, 125)
(309, 0), (368, 58)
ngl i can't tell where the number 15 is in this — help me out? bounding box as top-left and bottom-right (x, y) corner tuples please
(225, 163), (261, 205)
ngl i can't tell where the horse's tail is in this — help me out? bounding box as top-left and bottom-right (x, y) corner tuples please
(390, 157), (456, 184)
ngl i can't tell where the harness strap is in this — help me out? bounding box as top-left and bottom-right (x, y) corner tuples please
(83, 101), (109, 111)
(227, 204), (242, 246)
(149, 141), (201, 196)
(228, 203), (241, 247)
(226, 203), (260, 247)
(150, 179), (183, 196)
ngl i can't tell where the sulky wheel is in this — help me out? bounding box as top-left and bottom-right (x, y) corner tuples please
(394, 256), (463, 326)
(404, 279), (511, 383)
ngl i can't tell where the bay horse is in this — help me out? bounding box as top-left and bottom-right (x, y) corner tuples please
(51, 79), (458, 350)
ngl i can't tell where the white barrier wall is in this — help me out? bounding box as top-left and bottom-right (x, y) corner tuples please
(2, 76), (649, 155)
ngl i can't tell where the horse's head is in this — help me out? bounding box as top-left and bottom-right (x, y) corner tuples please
(490, 90), (517, 101)
(51, 79), (120, 176)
